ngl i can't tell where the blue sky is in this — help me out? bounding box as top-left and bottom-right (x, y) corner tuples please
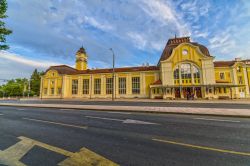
(0, 0), (250, 80)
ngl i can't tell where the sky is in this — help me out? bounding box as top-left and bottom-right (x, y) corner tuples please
(1, 0), (250, 81)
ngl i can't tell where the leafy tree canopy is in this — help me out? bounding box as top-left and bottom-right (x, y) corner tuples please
(0, 0), (12, 50)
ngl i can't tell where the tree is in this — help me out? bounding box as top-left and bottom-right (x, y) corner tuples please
(0, 0), (12, 50)
(0, 70), (44, 98)
(30, 69), (44, 96)
(0, 78), (27, 97)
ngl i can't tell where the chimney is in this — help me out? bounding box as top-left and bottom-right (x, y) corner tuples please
(235, 58), (242, 62)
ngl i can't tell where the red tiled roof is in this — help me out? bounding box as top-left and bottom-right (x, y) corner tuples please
(151, 79), (162, 85)
(214, 61), (235, 67)
(158, 37), (211, 64)
(46, 65), (159, 75)
(46, 65), (77, 74)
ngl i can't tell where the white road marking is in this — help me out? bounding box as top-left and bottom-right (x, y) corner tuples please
(17, 108), (25, 110)
(193, 117), (240, 123)
(0, 114), (3, 116)
(23, 117), (88, 129)
(85, 115), (123, 122)
(108, 111), (131, 115)
(59, 109), (75, 111)
(0, 136), (118, 166)
(85, 115), (159, 125)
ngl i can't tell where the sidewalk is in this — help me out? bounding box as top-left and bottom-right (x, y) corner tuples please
(17, 97), (250, 104)
(1, 97), (250, 104)
(0, 103), (250, 118)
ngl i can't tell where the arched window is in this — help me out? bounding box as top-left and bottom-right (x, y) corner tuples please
(173, 63), (201, 85)
(193, 66), (200, 84)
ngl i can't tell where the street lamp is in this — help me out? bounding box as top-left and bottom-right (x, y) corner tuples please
(109, 48), (115, 101)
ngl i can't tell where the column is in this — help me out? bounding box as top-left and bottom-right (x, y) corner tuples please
(232, 68), (238, 98)
(191, 64), (194, 84)
(243, 67), (250, 96)
(47, 79), (50, 96)
(40, 77), (43, 99)
(78, 76), (82, 97)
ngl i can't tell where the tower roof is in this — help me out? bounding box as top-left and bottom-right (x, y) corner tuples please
(158, 36), (211, 64)
(76, 46), (86, 54)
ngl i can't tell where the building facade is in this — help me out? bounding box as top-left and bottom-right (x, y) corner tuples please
(40, 37), (250, 99)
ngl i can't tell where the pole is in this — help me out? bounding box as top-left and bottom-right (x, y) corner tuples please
(110, 48), (115, 101)
(28, 79), (31, 98)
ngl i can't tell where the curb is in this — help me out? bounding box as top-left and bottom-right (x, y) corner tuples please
(1, 103), (250, 118)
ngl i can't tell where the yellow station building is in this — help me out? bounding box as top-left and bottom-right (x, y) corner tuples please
(40, 37), (250, 99)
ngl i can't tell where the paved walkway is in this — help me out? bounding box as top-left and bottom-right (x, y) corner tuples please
(2, 97), (250, 104)
(0, 103), (250, 118)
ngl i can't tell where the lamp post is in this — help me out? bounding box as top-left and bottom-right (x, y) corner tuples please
(109, 48), (115, 101)
(28, 79), (31, 98)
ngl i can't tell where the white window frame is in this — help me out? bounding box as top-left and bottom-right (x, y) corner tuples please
(94, 78), (101, 94)
(119, 77), (126, 94)
(82, 79), (89, 94)
(72, 79), (78, 95)
(106, 78), (113, 94)
(132, 77), (140, 94)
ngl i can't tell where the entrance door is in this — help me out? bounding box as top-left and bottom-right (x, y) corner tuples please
(183, 87), (192, 98)
(239, 88), (245, 98)
(195, 87), (202, 98)
(175, 88), (181, 98)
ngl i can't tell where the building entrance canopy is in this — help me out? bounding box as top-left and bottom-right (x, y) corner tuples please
(150, 84), (245, 88)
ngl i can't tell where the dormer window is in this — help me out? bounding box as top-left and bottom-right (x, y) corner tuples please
(237, 66), (241, 72)
(220, 73), (225, 80)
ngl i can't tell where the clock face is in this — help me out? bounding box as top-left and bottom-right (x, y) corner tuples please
(182, 49), (188, 55)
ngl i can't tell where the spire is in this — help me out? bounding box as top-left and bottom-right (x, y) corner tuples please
(175, 33), (177, 38)
(77, 46), (86, 54)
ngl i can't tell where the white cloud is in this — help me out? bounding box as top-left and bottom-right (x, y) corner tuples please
(84, 16), (114, 31)
(127, 32), (147, 50)
(0, 51), (61, 68)
(139, 0), (191, 36)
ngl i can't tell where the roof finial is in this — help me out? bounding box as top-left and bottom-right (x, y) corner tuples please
(175, 33), (177, 38)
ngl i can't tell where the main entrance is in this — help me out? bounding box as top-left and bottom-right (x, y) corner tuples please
(174, 87), (202, 99)
(183, 87), (192, 98)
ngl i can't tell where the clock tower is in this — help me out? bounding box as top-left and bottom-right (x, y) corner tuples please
(75, 47), (88, 70)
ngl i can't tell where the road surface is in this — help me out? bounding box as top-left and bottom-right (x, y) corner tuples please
(0, 99), (250, 109)
(0, 106), (250, 165)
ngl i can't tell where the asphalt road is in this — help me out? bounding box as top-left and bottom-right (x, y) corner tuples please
(0, 99), (250, 109)
(0, 106), (250, 166)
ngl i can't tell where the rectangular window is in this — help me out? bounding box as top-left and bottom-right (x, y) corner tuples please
(58, 88), (62, 95)
(94, 78), (101, 94)
(44, 88), (47, 95)
(72, 79), (78, 95)
(238, 76), (243, 84)
(132, 77), (140, 94)
(224, 88), (227, 93)
(119, 77), (126, 94)
(82, 79), (89, 94)
(106, 78), (113, 94)
(209, 88), (212, 93)
(51, 88), (54, 95)
(219, 88), (222, 93)
(220, 73), (225, 80)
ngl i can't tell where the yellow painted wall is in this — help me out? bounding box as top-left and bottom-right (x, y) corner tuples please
(214, 67), (232, 83)
(145, 75), (155, 96)
(169, 43), (203, 68)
